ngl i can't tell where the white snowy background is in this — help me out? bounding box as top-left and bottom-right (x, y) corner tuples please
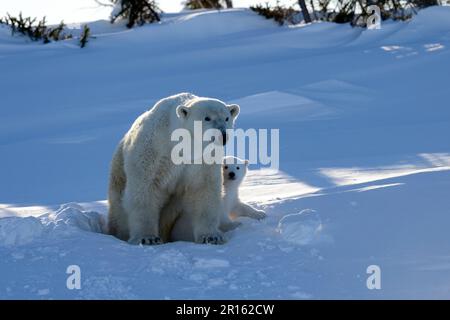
(1, 2), (450, 299)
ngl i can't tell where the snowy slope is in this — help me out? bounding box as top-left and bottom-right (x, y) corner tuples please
(1, 7), (450, 299)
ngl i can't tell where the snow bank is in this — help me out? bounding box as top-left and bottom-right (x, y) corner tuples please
(40, 203), (105, 234)
(0, 203), (105, 247)
(0, 216), (44, 246)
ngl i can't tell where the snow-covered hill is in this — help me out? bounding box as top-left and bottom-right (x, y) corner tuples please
(1, 7), (450, 299)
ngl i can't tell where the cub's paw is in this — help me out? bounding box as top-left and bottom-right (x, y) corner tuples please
(255, 209), (267, 220)
(248, 209), (267, 220)
(128, 235), (162, 245)
(198, 233), (225, 245)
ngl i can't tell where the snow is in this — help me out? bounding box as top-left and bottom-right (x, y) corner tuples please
(1, 6), (450, 299)
(0, 216), (44, 246)
(276, 210), (328, 246)
(0, 203), (104, 246)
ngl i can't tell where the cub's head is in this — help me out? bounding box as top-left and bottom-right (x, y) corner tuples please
(176, 97), (240, 145)
(222, 156), (248, 185)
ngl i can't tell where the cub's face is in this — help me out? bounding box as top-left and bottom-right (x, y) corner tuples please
(222, 156), (248, 185)
(176, 98), (240, 145)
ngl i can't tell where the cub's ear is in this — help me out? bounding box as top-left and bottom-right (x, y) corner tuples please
(244, 159), (249, 166)
(176, 105), (189, 119)
(227, 104), (240, 119)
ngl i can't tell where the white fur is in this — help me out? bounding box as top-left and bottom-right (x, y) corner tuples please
(107, 93), (240, 245)
(219, 156), (266, 232)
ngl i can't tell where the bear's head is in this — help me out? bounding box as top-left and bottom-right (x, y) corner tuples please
(222, 156), (248, 186)
(176, 97), (240, 146)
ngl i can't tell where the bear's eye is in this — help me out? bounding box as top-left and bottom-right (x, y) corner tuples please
(237, 166), (240, 170)
(204, 117), (211, 121)
(224, 166), (228, 170)
(225, 117), (229, 122)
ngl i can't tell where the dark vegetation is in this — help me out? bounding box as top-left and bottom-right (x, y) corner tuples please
(250, 3), (299, 25)
(184, 0), (233, 9)
(0, 13), (93, 48)
(110, 0), (161, 28)
(79, 25), (90, 48)
(251, 0), (440, 27)
(0, 13), (72, 43)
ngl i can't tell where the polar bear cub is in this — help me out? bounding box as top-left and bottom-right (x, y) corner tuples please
(219, 156), (266, 232)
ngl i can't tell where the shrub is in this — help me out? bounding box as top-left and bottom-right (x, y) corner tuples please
(0, 13), (72, 43)
(250, 3), (299, 25)
(79, 25), (90, 48)
(184, 0), (233, 9)
(339, 1), (416, 27)
(307, 0), (435, 27)
(251, 0), (438, 27)
(110, 0), (161, 28)
(411, 0), (439, 8)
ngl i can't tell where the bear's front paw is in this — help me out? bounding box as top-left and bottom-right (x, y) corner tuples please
(129, 235), (162, 245)
(198, 233), (225, 245)
(254, 209), (267, 220)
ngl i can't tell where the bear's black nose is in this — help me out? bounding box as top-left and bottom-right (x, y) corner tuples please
(228, 172), (235, 179)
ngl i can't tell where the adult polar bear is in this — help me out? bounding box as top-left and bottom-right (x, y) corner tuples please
(108, 93), (240, 245)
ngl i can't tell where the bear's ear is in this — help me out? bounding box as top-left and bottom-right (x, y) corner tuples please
(227, 104), (240, 119)
(244, 159), (249, 166)
(176, 105), (189, 119)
